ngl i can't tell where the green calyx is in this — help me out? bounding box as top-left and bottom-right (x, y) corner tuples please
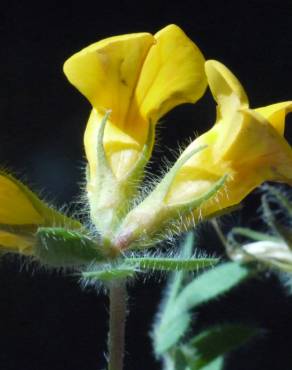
(87, 113), (155, 239)
(35, 227), (109, 267)
(113, 147), (227, 250)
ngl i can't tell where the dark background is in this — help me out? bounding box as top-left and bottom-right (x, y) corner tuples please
(1, 1), (292, 369)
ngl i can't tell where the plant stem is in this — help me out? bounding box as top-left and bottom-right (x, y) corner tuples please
(211, 219), (228, 247)
(108, 280), (128, 370)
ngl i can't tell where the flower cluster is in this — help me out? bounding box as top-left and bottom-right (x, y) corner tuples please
(0, 24), (291, 265)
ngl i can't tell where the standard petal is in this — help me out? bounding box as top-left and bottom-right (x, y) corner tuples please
(132, 24), (207, 126)
(205, 60), (249, 109)
(255, 101), (292, 136)
(63, 32), (155, 127)
(76, 25), (207, 180)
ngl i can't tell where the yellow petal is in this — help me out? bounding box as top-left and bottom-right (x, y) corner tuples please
(165, 125), (229, 206)
(0, 173), (43, 224)
(0, 172), (81, 228)
(255, 101), (292, 136)
(165, 62), (292, 220)
(239, 109), (292, 184)
(165, 108), (292, 214)
(132, 24), (207, 126)
(64, 32), (155, 128)
(0, 230), (34, 254)
(205, 60), (249, 109)
(84, 109), (141, 180)
(65, 25), (207, 179)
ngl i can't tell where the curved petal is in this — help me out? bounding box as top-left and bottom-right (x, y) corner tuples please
(65, 25), (207, 179)
(63, 32), (154, 127)
(0, 230), (34, 254)
(240, 109), (292, 185)
(0, 173), (43, 224)
(132, 24), (207, 126)
(205, 60), (249, 110)
(0, 172), (81, 228)
(255, 101), (292, 136)
(165, 108), (292, 214)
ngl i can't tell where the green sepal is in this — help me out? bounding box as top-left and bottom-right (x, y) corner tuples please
(89, 113), (154, 235)
(154, 146), (207, 199)
(169, 175), (228, 214)
(35, 227), (106, 267)
(125, 121), (155, 181)
(181, 324), (257, 369)
(96, 110), (113, 173)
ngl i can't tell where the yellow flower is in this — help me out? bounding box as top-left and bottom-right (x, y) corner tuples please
(115, 61), (292, 248)
(0, 172), (81, 255)
(63, 24), (207, 234)
(64, 24), (206, 180)
(166, 60), (292, 217)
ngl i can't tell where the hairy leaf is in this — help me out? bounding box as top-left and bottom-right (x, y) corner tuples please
(36, 227), (105, 267)
(155, 262), (253, 353)
(153, 232), (195, 355)
(125, 256), (219, 272)
(182, 324), (256, 369)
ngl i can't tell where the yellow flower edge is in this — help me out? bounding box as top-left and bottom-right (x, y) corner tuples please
(0, 230), (35, 255)
(64, 24), (207, 180)
(165, 60), (292, 218)
(0, 171), (81, 254)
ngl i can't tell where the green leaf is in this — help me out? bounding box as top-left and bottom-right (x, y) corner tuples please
(35, 227), (106, 267)
(156, 312), (191, 355)
(172, 348), (189, 370)
(124, 256), (219, 272)
(153, 232), (196, 355)
(200, 357), (224, 370)
(82, 263), (137, 282)
(182, 324), (256, 369)
(155, 262), (253, 353)
(174, 262), (252, 315)
(172, 350), (224, 370)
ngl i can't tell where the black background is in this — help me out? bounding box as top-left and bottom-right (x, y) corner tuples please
(1, 1), (292, 369)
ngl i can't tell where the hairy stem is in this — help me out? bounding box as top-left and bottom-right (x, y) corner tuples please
(108, 280), (128, 370)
